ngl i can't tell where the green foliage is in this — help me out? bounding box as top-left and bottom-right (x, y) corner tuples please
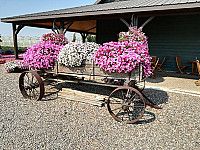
(86, 34), (96, 42)
(1, 46), (27, 50)
(72, 33), (76, 42)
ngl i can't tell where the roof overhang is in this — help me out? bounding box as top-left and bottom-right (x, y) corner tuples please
(2, 3), (200, 22)
(2, 2), (200, 34)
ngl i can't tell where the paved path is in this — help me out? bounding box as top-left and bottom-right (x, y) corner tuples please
(146, 72), (200, 95)
(0, 65), (199, 149)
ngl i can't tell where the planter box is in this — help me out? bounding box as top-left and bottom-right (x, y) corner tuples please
(53, 61), (143, 82)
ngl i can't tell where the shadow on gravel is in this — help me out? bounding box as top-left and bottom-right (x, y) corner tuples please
(134, 111), (156, 124)
(43, 81), (169, 106)
(42, 81), (168, 124)
(42, 81), (61, 101)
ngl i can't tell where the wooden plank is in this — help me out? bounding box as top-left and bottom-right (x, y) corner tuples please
(49, 60), (142, 83)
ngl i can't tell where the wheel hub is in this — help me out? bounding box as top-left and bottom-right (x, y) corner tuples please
(122, 103), (129, 111)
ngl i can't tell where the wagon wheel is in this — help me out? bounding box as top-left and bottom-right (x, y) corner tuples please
(19, 71), (44, 101)
(107, 86), (145, 124)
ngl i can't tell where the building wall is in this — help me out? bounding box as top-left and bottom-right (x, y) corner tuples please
(97, 14), (200, 72)
(97, 19), (128, 44)
(143, 14), (200, 71)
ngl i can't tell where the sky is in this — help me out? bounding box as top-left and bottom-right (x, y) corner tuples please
(0, 0), (97, 37)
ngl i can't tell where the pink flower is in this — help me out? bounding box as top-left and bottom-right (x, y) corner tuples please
(94, 27), (152, 77)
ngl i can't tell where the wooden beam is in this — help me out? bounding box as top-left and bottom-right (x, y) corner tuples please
(85, 26), (96, 32)
(140, 16), (155, 28)
(59, 21), (64, 34)
(80, 32), (88, 43)
(120, 18), (129, 28)
(12, 24), (25, 59)
(52, 21), (59, 34)
(133, 15), (138, 27)
(12, 23), (18, 59)
(63, 21), (74, 34)
(15, 24), (24, 35)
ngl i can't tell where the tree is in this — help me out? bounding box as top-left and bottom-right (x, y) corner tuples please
(72, 33), (76, 42)
(86, 34), (96, 42)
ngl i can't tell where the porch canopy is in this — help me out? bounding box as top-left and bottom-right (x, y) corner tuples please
(2, 0), (200, 58)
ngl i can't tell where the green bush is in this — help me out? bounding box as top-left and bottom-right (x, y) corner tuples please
(1, 46), (27, 49)
(86, 34), (96, 42)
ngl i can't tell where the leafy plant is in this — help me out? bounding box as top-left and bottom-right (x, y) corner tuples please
(1, 46), (27, 50)
(72, 33), (76, 42)
(86, 34), (96, 42)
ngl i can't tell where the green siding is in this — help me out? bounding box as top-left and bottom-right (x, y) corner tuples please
(143, 14), (200, 71)
(97, 19), (128, 44)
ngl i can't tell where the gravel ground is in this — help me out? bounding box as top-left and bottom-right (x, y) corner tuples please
(0, 64), (199, 150)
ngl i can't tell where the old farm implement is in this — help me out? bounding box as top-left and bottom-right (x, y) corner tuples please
(19, 61), (162, 124)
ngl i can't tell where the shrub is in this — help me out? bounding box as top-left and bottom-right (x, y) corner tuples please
(86, 34), (96, 42)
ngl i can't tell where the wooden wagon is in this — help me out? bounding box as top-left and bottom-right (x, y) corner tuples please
(19, 60), (161, 124)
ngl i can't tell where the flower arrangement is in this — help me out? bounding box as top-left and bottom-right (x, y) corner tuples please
(58, 42), (101, 67)
(94, 27), (152, 77)
(41, 33), (68, 46)
(4, 60), (25, 73)
(119, 27), (148, 46)
(23, 41), (63, 69)
(23, 33), (68, 70)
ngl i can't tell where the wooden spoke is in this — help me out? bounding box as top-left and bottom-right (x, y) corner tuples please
(19, 71), (44, 101)
(107, 86), (145, 124)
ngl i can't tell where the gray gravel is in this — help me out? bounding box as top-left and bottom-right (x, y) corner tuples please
(0, 64), (199, 150)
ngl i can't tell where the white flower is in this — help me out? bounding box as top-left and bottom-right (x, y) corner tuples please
(4, 60), (25, 72)
(58, 42), (101, 67)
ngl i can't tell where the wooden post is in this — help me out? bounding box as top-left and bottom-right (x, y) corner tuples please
(133, 15), (138, 27)
(59, 21), (64, 34)
(81, 33), (88, 43)
(12, 23), (18, 59)
(63, 21), (74, 34)
(12, 24), (24, 59)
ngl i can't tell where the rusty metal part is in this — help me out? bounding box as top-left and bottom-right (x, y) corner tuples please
(19, 70), (44, 101)
(107, 86), (145, 124)
(142, 93), (162, 109)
